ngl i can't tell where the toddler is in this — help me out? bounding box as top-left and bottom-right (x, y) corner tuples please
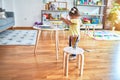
(61, 7), (82, 60)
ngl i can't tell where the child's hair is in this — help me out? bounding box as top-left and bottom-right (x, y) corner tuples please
(69, 7), (80, 17)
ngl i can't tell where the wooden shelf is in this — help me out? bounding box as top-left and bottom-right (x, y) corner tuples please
(81, 14), (104, 16)
(44, 19), (62, 21)
(82, 23), (103, 26)
(74, 0), (106, 29)
(81, 24), (103, 29)
(76, 4), (106, 7)
(41, 10), (68, 12)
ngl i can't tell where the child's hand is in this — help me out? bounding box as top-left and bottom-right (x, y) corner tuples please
(80, 24), (83, 27)
(60, 17), (64, 20)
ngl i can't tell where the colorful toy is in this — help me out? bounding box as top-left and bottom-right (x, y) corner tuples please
(33, 22), (43, 28)
(83, 18), (91, 24)
(91, 18), (99, 24)
(80, 0), (84, 4)
(49, 4), (56, 10)
(43, 13), (54, 20)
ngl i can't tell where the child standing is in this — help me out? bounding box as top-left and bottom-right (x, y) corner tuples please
(61, 7), (82, 60)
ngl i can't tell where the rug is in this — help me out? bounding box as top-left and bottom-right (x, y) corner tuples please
(88, 30), (120, 40)
(0, 30), (37, 45)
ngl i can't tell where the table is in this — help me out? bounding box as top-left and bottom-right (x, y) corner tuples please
(33, 21), (64, 60)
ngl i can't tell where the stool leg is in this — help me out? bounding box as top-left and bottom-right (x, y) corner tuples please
(63, 51), (66, 69)
(55, 30), (59, 60)
(77, 54), (80, 69)
(80, 54), (84, 76)
(50, 30), (54, 40)
(84, 26), (87, 39)
(65, 54), (70, 77)
(93, 26), (95, 37)
(87, 26), (90, 34)
(63, 30), (65, 39)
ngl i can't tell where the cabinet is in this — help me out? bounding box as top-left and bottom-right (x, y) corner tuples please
(74, 0), (106, 29)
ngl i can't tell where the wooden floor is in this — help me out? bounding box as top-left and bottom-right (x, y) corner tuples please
(0, 30), (120, 80)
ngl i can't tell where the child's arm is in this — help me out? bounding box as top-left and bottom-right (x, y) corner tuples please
(80, 19), (83, 27)
(60, 18), (76, 25)
(60, 17), (71, 25)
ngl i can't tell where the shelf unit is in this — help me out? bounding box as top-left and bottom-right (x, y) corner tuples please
(80, 14), (104, 16)
(74, 0), (106, 29)
(41, 10), (68, 12)
(41, 0), (69, 29)
(41, 10), (69, 29)
(41, 10), (69, 23)
(76, 4), (106, 7)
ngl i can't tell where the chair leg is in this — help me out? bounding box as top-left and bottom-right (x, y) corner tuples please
(84, 26), (87, 39)
(34, 30), (41, 55)
(55, 30), (59, 60)
(63, 30), (65, 39)
(87, 26), (90, 34)
(80, 54), (84, 76)
(50, 30), (54, 40)
(65, 54), (69, 77)
(93, 26), (95, 37)
(77, 54), (80, 69)
(63, 52), (66, 69)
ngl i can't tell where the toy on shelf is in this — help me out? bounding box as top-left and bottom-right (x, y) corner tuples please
(76, 0), (102, 5)
(50, 20), (63, 25)
(33, 22), (43, 28)
(83, 18), (91, 24)
(91, 18), (100, 24)
(43, 13), (54, 20)
(49, 20), (63, 29)
(97, 0), (102, 5)
(44, 1), (67, 11)
(82, 17), (100, 24)
(80, 0), (84, 4)
(43, 13), (62, 21)
(49, 3), (57, 10)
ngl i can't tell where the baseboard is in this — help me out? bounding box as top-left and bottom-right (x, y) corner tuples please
(9, 26), (34, 30)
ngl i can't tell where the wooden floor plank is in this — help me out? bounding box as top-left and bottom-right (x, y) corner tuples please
(0, 30), (119, 80)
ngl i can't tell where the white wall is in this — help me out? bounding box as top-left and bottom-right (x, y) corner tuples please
(0, 0), (2, 8)
(47, 0), (74, 9)
(2, 0), (14, 11)
(2, 0), (73, 27)
(13, 0), (74, 27)
(13, 0), (44, 27)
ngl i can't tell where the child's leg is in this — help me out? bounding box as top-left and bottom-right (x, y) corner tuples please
(68, 36), (76, 57)
(69, 36), (80, 48)
(69, 36), (71, 47)
(73, 36), (80, 48)
(69, 36), (77, 57)
(70, 36), (80, 57)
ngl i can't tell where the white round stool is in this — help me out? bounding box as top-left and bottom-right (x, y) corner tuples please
(63, 47), (84, 77)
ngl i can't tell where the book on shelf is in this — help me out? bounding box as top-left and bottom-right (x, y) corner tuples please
(76, 0), (102, 6)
